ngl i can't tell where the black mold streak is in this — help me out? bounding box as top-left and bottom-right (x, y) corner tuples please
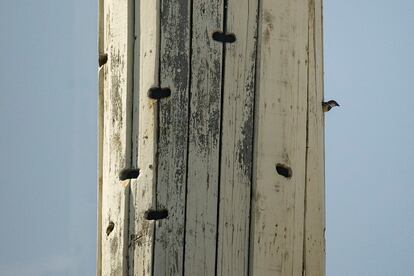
(263, 10), (274, 45)
(110, 50), (123, 125)
(154, 0), (191, 274)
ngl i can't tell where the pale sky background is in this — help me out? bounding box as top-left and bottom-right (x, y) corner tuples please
(0, 0), (413, 275)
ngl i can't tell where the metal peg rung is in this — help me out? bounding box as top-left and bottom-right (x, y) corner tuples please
(275, 163), (292, 178)
(119, 168), (140, 181)
(144, 209), (169, 220)
(99, 53), (108, 67)
(212, 31), (236, 43)
(148, 87), (171, 100)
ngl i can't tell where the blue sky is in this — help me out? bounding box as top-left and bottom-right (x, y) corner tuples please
(0, 0), (413, 275)
(0, 1), (96, 275)
(325, 1), (414, 275)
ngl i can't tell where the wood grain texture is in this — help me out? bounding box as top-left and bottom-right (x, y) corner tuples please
(184, 0), (223, 275)
(97, 66), (104, 276)
(250, 0), (309, 275)
(153, 0), (191, 275)
(100, 0), (134, 275)
(128, 0), (159, 275)
(98, 0), (325, 274)
(215, 0), (258, 275)
(303, 0), (325, 274)
(128, 0), (139, 274)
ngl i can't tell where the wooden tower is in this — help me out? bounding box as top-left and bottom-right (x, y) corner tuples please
(97, 0), (325, 275)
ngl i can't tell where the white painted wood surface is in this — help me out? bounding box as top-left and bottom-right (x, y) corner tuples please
(184, 0), (223, 275)
(99, 0), (134, 275)
(98, 0), (325, 274)
(303, 0), (325, 275)
(128, 1), (140, 274)
(97, 65), (104, 276)
(250, 0), (310, 275)
(153, 1), (191, 275)
(128, 0), (159, 275)
(216, 0), (258, 275)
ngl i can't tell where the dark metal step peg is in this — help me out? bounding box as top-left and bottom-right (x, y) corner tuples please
(212, 31), (236, 43)
(98, 53), (108, 67)
(144, 209), (169, 220)
(148, 87), (171, 100)
(275, 163), (292, 178)
(119, 168), (140, 181)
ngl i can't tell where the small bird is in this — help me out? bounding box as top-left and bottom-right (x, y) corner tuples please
(322, 100), (340, 112)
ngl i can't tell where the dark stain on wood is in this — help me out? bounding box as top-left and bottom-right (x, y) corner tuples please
(263, 10), (274, 45)
(153, 0), (191, 275)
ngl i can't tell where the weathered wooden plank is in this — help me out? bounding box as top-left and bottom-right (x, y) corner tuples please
(184, 0), (223, 274)
(250, 0), (309, 275)
(97, 66), (104, 276)
(153, 0), (191, 275)
(128, 0), (139, 274)
(97, 68), (105, 276)
(215, 0), (258, 275)
(100, 0), (134, 275)
(303, 0), (325, 274)
(99, 0), (325, 274)
(128, 0), (159, 275)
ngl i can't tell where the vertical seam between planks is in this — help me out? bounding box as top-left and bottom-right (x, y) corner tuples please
(151, 1), (162, 275)
(302, 1), (313, 275)
(124, 185), (131, 276)
(247, 0), (261, 275)
(321, 1), (326, 262)
(183, 0), (194, 274)
(214, 0), (228, 274)
(129, 0), (136, 173)
(126, 0), (136, 274)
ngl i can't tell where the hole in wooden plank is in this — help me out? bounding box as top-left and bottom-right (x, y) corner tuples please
(119, 168), (140, 181)
(106, 221), (115, 236)
(147, 87), (171, 100)
(212, 31), (236, 43)
(98, 53), (108, 67)
(144, 209), (168, 220)
(276, 163), (292, 178)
